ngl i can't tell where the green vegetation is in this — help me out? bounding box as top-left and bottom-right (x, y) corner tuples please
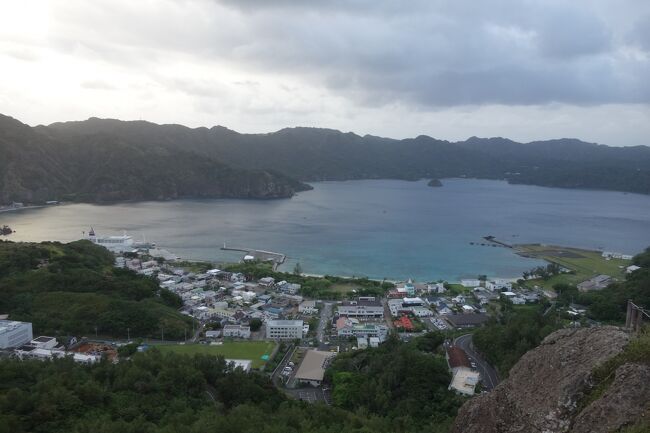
(0, 114), (309, 205)
(473, 301), (559, 376)
(550, 247), (650, 323)
(0, 350), (401, 433)
(156, 341), (276, 369)
(224, 261), (393, 299)
(249, 318), (263, 332)
(516, 244), (628, 290)
(174, 260), (214, 274)
(578, 328), (650, 414)
(473, 247), (650, 376)
(326, 333), (462, 432)
(0, 240), (194, 340)
(4, 113), (648, 205)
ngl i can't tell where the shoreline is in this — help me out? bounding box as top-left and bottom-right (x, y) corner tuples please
(0, 205), (47, 214)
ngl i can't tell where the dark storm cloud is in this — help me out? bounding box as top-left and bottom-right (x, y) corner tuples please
(211, 0), (650, 107)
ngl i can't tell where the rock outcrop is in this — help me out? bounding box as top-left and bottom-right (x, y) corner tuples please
(451, 327), (649, 433)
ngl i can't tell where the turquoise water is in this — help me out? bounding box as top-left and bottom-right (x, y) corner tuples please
(2, 179), (649, 281)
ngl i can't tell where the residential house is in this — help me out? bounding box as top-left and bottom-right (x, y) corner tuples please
(299, 300), (319, 314)
(222, 324), (251, 339)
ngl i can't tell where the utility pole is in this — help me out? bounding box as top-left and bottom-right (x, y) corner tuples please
(127, 327), (130, 342)
(95, 326), (98, 338)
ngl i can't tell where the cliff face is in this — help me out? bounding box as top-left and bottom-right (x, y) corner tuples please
(452, 327), (649, 433)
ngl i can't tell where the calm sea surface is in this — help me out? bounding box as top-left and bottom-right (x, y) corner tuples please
(2, 179), (649, 281)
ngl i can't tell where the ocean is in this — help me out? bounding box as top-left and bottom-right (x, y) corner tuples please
(2, 179), (649, 282)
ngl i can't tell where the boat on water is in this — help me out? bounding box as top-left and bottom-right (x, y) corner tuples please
(84, 227), (158, 252)
(85, 227), (135, 252)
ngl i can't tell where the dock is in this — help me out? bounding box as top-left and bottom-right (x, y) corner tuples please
(482, 236), (513, 248)
(221, 243), (286, 270)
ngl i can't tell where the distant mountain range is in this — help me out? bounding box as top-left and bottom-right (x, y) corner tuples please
(1, 113), (649, 205)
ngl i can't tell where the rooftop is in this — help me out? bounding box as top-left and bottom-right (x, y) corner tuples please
(0, 320), (30, 334)
(267, 319), (303, 327)
(341, 299), (382, 307)
(294, 350), (336, 382)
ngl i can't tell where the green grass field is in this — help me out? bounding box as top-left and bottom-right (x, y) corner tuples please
(330, 282), (360, 294)
(516, 244), (629, 290)
(446, 283), (473, 295)
(156, 341), (276, 368)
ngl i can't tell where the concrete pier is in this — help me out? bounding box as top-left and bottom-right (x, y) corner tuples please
(221, 243), (286, 270)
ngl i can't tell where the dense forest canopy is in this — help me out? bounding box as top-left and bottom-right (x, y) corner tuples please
(0, 240), (192, 340)
(0, 351), (397, 433)
(326, 333), (462, 432)
(0, 334), (459, 433)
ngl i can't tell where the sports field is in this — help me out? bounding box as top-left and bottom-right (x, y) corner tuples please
(156, 341), (276, 368)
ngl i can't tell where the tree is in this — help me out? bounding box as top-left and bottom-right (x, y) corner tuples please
(293, 262), (303, 275)
(249, 318), (263, 332)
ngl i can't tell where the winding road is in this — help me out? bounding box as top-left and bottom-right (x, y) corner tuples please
(454, 333), (500, 391)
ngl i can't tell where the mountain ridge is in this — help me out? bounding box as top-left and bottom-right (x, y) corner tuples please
(1, 113), (649, 206)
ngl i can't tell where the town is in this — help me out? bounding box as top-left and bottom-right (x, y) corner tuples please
(0, 230), (640, 404)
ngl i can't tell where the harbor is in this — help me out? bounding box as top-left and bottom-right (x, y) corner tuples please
(221, 243), (286, 269)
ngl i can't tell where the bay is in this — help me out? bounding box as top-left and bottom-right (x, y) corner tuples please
(2, 179), (649, 282)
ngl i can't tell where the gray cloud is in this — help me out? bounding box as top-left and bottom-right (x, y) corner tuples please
(2, 0), (650, 146)
(198, 0), (650, 107)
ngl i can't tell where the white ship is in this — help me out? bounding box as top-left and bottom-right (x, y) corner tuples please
(84, 227), (135, 252)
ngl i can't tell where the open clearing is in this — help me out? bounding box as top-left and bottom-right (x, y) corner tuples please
(515, 244), (629, 290)
(156, 341), (276, 368)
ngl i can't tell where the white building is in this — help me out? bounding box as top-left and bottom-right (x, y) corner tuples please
(449, 368), (481, 396)
(0, 320), (33, 349)
(626, 265), (641, 274)
(338, 297), (384, 319)
(266, 320), (304, 340)
(205, 330), (221, 339)
(222, 324), (251, 339)
(460, 279), (482, 288)
(299, 300), (319, 314)
(277, 281), (301, 295)
(226, 359), (252, 372)
(30, 336), (57, 350)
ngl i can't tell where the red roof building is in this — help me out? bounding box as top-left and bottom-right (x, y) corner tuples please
(394, 315), (414, 331)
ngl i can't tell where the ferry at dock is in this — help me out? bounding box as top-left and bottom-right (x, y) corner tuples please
(84, 228), (135, 252)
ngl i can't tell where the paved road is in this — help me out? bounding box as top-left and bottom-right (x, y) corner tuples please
(454, 334), (500, 391)
(317, 302), (334, 343)
(381, 298), (395, 329)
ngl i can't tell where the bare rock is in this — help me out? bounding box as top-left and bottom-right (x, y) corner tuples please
(451, 327), (630, 433)
(571, 363), (650, 433)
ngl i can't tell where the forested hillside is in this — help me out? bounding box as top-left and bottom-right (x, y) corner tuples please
(2, 113), (649, 205)
(0, 114), (310, 205)
(0, 240), (192, 339)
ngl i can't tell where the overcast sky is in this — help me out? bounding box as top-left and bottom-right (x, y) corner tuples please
(1, 0), (649, 146)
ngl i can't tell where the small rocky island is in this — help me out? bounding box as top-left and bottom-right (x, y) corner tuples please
(427, 178), (443, 187)
(1, 225), (13, 235)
